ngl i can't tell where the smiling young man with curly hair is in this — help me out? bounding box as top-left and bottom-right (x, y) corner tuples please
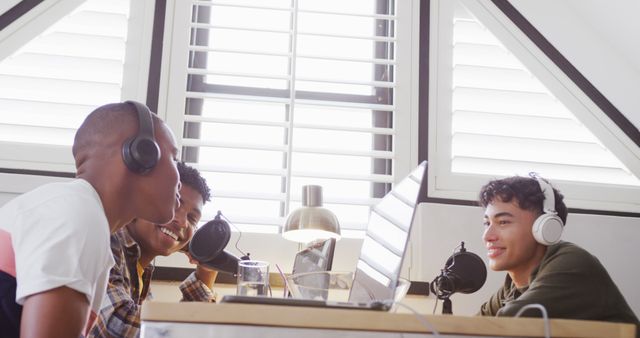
(478, 175), (638, 336)
(89, 162), (217, 338)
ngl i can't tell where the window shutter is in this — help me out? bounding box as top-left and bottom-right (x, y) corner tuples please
(0, 0), (130, 172)
(180, 0), (399, 236)
(450, 3), (639, 187)
(428, 0), (640, 212)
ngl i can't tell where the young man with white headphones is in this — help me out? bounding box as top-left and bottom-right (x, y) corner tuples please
(477, 174), (639, 334)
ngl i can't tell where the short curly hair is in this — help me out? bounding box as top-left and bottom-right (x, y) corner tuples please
(177, 162), (211, 204)
(478, 176), (567, 224)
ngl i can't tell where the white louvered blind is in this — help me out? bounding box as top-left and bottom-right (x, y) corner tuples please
(0, 0), (130, 172)
(182, 0), (398, 237)
(450, 2), (640, 187)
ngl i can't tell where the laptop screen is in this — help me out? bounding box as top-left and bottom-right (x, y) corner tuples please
(348, 161), (427, 302)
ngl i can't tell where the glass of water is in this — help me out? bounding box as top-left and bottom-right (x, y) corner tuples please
(236, 260), (270, 297)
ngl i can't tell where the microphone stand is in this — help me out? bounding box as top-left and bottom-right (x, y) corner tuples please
(431, 267), (455, 315)
(442, 297), (452, 315)
(430, 241), (487, 315)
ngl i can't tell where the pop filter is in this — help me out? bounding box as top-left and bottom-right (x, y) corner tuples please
(430, 242), (487, 313)
(439, 248), (487, 294)
(189, 212), (241, 275)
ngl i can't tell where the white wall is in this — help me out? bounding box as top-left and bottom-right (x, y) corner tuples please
(414, 203), (640, 316)
(2, 188), (637, 317)
(0, 192), (16, 206)
(0, 0), (21, 16)
(510, 0), (640, 127)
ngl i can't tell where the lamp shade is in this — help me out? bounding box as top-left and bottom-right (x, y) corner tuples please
(282, 185), (341, 243)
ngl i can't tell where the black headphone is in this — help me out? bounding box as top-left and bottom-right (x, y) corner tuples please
(122, 100), (161, 175)
(529, 173), (564, 245)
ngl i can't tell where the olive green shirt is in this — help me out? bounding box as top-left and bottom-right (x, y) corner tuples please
(479, 242), (639, 336)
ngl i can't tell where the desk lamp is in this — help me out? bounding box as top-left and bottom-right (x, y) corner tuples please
(282, 185), (341, 243)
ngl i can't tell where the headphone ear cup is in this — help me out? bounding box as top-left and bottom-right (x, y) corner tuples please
(122, 136), (140, 173)
(122, 136), (160, 174)
(126, 136), (160, 174)
(121, 101), (161, 175)
(532, 213), (564, 246)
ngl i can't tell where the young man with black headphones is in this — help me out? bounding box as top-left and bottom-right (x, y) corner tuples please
(478, 175), (639, 334)
(0, 101), (181, 337)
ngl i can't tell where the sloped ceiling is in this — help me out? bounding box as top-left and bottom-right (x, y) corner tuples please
(510, 0), (640, 130)
(566, 0), (640, 72)
(0, 0), (22, 16)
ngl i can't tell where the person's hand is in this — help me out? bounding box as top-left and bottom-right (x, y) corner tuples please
(183, 251), (218, 288)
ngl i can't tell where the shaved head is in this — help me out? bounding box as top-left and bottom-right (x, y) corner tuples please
(72, 102), (163, 169)
(71, 101), (181, 232)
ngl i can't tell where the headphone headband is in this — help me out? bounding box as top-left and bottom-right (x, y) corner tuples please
(529, 173), (563, 246)
(529, 172), (557, 215)
(125, 100), (155, 140)
(121, 100), (160, 174)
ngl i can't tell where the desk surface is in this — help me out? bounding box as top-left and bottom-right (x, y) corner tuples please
(141, 301), (635, 338)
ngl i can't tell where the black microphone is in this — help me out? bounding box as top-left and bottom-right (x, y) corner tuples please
(189, 211), (244, 275)
(430, 242), (487, 314)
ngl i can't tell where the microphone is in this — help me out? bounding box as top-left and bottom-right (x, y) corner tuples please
(188, 211), (245, 275)
(430, 242), (487, 314)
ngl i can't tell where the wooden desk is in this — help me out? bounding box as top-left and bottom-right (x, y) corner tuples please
(141, 302), (635, 338)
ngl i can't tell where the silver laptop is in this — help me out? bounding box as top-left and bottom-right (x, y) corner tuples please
(221, 161), (427, 311)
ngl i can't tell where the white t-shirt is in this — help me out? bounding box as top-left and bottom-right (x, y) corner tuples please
(0, 179), (114, 315)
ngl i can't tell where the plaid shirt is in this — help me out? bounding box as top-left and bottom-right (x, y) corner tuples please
(88, 228), (216, 338)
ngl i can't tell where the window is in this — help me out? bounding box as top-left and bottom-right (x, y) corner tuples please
(0, 0), (150, 174)
(161, 0), (415, 238)
(427, 0), (640, 212)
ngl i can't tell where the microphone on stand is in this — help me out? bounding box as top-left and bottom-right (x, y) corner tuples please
(188, 211), (249, 275)
(430, 241), (487, 314)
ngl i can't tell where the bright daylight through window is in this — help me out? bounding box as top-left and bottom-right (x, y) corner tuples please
(0, 0), (129, 172)
(181, 0), (399, 237)
(428, 0), (640, 212)
(450, 1), (639, 187)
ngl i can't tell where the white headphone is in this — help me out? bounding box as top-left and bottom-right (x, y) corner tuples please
(530, 173), (564, 245)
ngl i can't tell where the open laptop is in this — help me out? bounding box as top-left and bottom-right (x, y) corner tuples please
(291, 237), (336, 275)
(221, 161), (428, 311)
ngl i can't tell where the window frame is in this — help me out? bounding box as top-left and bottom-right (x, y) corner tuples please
(0, 0), (156, 174)
(185, 1), (396, 206)
(160, 0), (417, 170)
(156, 0), (421, 274)
(0, 0), (86, 173)
(424, 0), (640, 213)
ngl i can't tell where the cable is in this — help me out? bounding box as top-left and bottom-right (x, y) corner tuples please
(389, 301), (441, 337)
(514, 304), (551, 338)
(430, 242), (465, 301)
(430, 272), (454, 300)
(448, 242), (463, 269)
(219, 211), (249, 258)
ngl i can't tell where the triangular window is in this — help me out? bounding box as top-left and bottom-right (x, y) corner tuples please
(0, 0), (132, 172)
(428, 0), (640, 211)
